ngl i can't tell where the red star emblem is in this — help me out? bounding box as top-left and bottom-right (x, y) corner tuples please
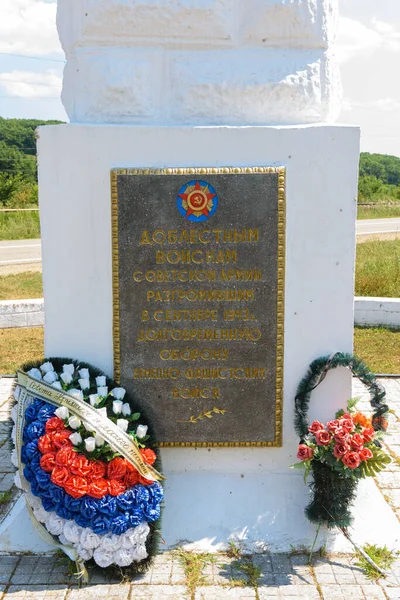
(178, 181), (216, 218)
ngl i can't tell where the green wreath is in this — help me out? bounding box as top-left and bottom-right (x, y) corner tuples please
(294, 352), (389, 530)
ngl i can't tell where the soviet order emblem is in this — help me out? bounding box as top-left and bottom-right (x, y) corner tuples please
(176, 180), (218, 222)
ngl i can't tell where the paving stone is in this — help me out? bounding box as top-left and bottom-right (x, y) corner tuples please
(360, 586), (387, 599)
(130, 585), (189, 599)
(68, 584), (131, 599)
(270, 556), (293, 574)
(320, 584), (365, 599)
(2, 586), (69, 599)
(384, 587), (400, 599)
(195, 586), (256, 599)
(259, 585), (320, 598)
(130, 569), (153, 585)
(0, 555), (20, 583)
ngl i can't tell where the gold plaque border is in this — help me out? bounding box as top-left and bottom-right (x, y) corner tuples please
(111, 166), (285, 448)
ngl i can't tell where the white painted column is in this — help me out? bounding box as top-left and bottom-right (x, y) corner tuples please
(5, 0), (379, 553)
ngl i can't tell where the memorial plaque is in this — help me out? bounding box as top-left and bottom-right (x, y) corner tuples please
(111, 167), (285, 447)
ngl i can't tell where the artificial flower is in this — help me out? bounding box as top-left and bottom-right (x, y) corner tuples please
(55, 406), (69, 420)
(60, 372), (73, 385)
(136, 425), (148, 439)
(122, 403), (131, 416)
(112, 400), (123, 415)
(43, 371), (59, 384)
(78, 378), (90, 390)
(69, 432), (83, 446)
(111, 387), (126, 400)
(117, 419), (129, 432)
(85, 437), (96, 452)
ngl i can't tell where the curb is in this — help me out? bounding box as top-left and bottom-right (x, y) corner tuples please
(0, 299), (44, 328)
(354, 296), (400, 329)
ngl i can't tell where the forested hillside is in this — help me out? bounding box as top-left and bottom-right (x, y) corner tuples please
(358, 152), (400, 203)
(0, 117), (63, 207)
(0, 118), (399, 207)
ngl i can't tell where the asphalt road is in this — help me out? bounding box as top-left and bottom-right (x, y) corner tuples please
(0, 239), (42, 266)
(0, 218), (399, 266)
(356, 217), (400, 236)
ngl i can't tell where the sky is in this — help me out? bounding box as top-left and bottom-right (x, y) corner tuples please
(0, 0), (399, 156)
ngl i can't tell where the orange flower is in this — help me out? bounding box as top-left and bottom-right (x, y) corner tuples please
(52, 430), (73, 449)
(140, 448), (157, 465)
(40, 452), (57, 473)
(87, 478), (109, 498)
(108, 479), (126, 496)
(51, 466), (70, 486)
(64, 475), (88, 498)
(38, 434), (55, 454)
(70, 453), (92, 477)
(107, 457), (127, 480)
(352, 413), (372, 428)
(55, 446), (76, 466)
(124, 462), (140, 488)
(90, 461), (107, 480)
(45, 417), (66, 433)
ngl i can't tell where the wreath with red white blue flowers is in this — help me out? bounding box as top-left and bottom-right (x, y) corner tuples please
(11, 357), (164, 577)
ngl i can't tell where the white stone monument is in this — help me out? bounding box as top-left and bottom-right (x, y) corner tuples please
(4, 0), (399, 555)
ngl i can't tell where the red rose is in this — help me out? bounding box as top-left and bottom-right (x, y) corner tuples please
(340, 418), (355, 433)
(359, 447), (373, 461)
(52, 430), (73, 449)
(38, 434), (55, 454)
(342, 451), (361, 470)
(70, 453), (92, 477)
(308, 421), (324, 434)
(87, 478), (109, 499)
(350, 433), (364, 451)
(363, 428), (375, 443)
(107, 457), (127, 480)
(45, 417), (66, 433)
(40, 452), (57, 473)
(51, 466), (70, 486)
(90, 461), (107, 480)
(334, 429), (349, 444)
(140, 448), (157, 465)
(341, 414), (352, 421)
(56, 446), (76, 466)
(333, 443), (349, 458)
(64, 475), (88, 498)
(108, 479), (126, 496)
(138, 474), (154, 486)
(315, 430), (331, 446)
(326, 419), (340, 433)
(297, 444), (314, 461)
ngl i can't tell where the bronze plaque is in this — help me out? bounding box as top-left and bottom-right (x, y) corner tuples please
(111, 167), (285, 447)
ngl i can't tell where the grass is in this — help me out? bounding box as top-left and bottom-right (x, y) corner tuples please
(354, 544), (396, 580)
(0, 326), (44, 374)
(174, 548), (215, 599)
(0, 211), (40, 240)
(358, 205), (400, 219)
(0, 489), (13, 504)
(355, 239), (400, 297)
(0, 271), (43, 300)
(354, 327), (400, 374)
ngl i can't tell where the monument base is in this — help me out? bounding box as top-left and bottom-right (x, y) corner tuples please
(31, 123), (365, 551)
